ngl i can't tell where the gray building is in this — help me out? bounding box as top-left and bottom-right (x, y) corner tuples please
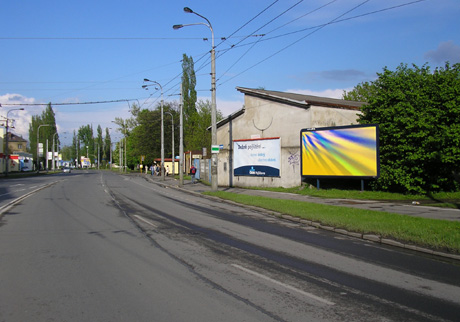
(216, 87), (365, 188)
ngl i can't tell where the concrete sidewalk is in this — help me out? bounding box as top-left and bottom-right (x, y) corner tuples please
(142, 174), (460, 222)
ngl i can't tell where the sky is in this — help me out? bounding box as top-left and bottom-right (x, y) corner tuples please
(1, 0), (459, 146)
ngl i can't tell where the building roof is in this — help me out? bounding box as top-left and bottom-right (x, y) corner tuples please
(216, 87), (365, 129)
(236, 87), (366, 110)
(7, 132), (27, 143)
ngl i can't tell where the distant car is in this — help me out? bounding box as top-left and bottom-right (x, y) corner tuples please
(62, 167), (71, 173)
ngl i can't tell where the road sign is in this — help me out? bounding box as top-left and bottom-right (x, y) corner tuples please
(211, 145), (219, 154)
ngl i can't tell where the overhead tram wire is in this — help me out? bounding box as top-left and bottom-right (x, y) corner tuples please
(214, 0), (281, 50)
(218, 0), (372, 87)
(216, 0), (309, 83)
(218, 0), (428, 51)
(1, 98), (140, 107)
(182, 0), (284, 88)
(217, 0), (426, 88)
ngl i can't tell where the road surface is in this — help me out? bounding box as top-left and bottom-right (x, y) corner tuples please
(0, 170), (459, 321)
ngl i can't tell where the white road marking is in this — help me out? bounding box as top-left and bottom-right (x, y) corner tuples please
(231, 264), (335, 306)
(133, 215), (158, 228)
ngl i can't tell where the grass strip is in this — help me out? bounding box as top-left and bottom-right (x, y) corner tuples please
(204, 191), (460, 254)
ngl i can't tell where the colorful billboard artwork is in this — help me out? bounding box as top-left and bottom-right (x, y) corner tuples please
(233, 137), (280, 177)
(301, 124), (379, 178)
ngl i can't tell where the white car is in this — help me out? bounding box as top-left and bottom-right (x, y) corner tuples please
(62, 167), (71, 173)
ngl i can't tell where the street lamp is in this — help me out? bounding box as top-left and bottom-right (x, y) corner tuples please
(174, 7), (218, 191)
(111, 121), (128, 173)
(37, 124), (52, 172)
(4, 108), (24, 176)
(52, 131), (66, 171)
(143, 79), (165, 181)
(165, 111), (175, 179)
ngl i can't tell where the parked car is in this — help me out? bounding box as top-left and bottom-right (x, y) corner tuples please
(62, 167), (71, 173)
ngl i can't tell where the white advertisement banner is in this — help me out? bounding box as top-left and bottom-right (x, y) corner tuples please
(233, 137), (280, 177)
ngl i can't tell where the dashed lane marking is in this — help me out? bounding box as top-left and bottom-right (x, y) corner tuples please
(231, 264), (335, 306)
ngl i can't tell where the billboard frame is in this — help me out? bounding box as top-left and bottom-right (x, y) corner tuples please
(300, 124), (380, 179)
(233, 137), (281, 177)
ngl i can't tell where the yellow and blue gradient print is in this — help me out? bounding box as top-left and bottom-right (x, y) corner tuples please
(302, 127), (377, 176)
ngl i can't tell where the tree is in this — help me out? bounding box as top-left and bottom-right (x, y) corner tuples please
(128, 102), (179, 167)
(181, 53), (198, 150)
(28, 103), (57, 170)
(95, 125), (103, 166)
(186, 99), (223, 152)
(356, 63), (460, 194)
(78, 125), (94, 163)
(342, 81), (376, 102)
(103, 127), (112, 168)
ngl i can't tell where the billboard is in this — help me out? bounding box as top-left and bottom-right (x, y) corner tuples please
(301, 124), (379, 178)
(233, 137), (280, 177)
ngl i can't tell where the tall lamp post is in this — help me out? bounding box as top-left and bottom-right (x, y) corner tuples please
(52, 131), (66, 171)
(37, 124), (52, 172)
(4, 108), (24, 176)
(165, 112), (175, 179)
(174, 7), (218, 191)
(142, 79), (165, 181)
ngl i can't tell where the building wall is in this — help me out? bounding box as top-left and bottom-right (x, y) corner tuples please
(216, 95), (361, 188)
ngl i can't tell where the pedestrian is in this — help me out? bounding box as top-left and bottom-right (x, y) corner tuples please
(166, 165), (170, 176)
(190, 164), (197, 184)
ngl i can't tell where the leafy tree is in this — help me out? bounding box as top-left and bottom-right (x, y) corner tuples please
(72, 130), (80, 167)
(356, 63), (460, 194)
(78, 124), (94, 163)
(128, 102), (179, 167)
(182, 53), (198, 150)
(186, 99), (223, 152)
(103, 127), (112, 167)
(342, 81), (377, 102)
(95, 125), (103, 166)
(28, 103), (57, 169)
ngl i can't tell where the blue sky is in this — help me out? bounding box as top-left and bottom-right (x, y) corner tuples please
(1, 0), (459, 146)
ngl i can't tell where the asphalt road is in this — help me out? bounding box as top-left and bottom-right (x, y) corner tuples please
(0, 170), (459, 321)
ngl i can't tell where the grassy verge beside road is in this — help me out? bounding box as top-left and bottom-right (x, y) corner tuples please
(250, 187), (460, 209)
(204, 191), (460, 254)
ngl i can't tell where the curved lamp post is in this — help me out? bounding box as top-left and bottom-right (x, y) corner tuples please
(4, 108), (24, 176)
(174, 7), (218, 191)
(142, 79), (165, 181)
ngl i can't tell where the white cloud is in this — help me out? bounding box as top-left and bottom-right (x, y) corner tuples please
(0, 93), (38, 141)
(425, 40), (460, 64)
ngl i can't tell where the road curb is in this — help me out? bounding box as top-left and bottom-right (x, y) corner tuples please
(147, 178), (460, 262)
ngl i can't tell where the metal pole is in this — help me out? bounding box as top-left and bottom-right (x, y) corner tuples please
(165, 112), (174, 179)
(179, 82), (184, 187)
(52, 132), (58, 171)
(210, 25), (218, 191)
(173, 8), (217, 190)
(5, 118), (9, 175)
(142, 80), (164, 180)
(110, 143), (112, 170)
(160, 87), (164, 181)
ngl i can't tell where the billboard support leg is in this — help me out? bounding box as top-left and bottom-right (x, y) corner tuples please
(361, 179), (364, 192)
(317, 179), (320, 190)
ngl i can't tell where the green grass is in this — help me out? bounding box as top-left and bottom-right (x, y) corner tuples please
(204, 191), (460, 254)
(248, 186), (460, 209)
